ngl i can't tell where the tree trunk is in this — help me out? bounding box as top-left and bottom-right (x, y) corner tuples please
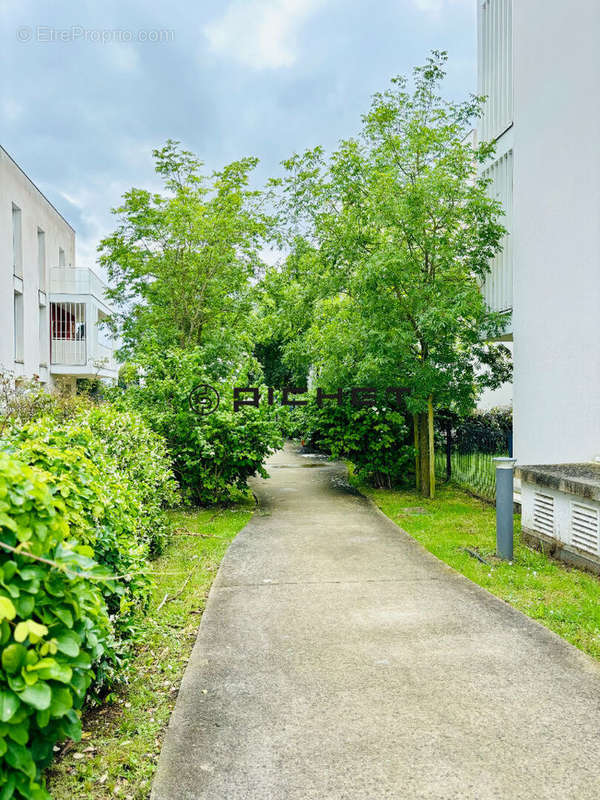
(413, 397), (435, 499)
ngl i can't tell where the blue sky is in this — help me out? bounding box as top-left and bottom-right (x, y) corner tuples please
(1, 0), (475, 265)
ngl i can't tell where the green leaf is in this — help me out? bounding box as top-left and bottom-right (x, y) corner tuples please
(8, 725), (29, 746)
(14, 620), (48, 644)
(0, 690), (20, 722)
(55, 631), (80, 658)
(51, 606), (73, 629)
(5, 740), (36, 778)
(36, 707), (50, 728)
(1, 644), (27, 674)
(0, 596), (16, 622)
(0, 773), (15, 800)
(18, 682), (51, 711)
(29, 659), (72, 684)
(13, 595), (34, 618)
(49, 686), (72, 718)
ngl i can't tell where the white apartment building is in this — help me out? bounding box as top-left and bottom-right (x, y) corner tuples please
(477, 0), (600, 466)
(0, 146), (118, 389)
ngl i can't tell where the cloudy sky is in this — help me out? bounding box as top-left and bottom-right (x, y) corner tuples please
(1, 0), (475, 266)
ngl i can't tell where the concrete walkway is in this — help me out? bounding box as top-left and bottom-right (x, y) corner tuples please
(152, 445), (600, 799)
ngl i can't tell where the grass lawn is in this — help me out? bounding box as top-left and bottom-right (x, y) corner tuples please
(363, 483), (600, 661)
(47, 498), (253, 800)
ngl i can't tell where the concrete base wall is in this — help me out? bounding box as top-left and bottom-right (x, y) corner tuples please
(522, 527), (600, 576)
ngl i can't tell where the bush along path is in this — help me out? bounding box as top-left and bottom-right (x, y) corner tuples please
(0, 403), (180, 800)
(152, 444), (600, 800)
(47, 500), (253, 800)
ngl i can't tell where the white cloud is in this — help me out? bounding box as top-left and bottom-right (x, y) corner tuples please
(411, 0), (471, 21)
(104, 43), (141, 73)
(2, 99), (24, 122)
(204, 0), (324, 69)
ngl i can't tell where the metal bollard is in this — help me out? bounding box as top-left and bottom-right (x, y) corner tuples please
(494, 457), (517, 560)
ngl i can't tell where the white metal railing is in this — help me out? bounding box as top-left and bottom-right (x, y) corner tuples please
(482, 149), (513, 313)
(50, 267), (109, 304)
(478, 0), (513, 142)
(50, 301), (86, 366)
(51, 339), (87, 366)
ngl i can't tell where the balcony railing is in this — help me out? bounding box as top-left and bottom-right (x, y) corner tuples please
(50, 267), (110, 304)
(51, 339), (87, 367)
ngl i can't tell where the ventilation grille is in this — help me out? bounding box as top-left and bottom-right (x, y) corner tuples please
(571, 503), (600, 555)
(533, 493), (554, 536)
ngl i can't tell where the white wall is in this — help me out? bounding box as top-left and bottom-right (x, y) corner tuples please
(0, 147), (76, 384)
(512, 1), (600, 464)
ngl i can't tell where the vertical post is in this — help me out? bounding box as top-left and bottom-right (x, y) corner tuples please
(445, 419), (452, 482)
(427, 396), (435, 500)
(494, 457), (516, 560)
(413, 415), (420, 492)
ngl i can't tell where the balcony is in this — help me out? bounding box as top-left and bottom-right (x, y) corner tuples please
(49, 267), (118, 380)
(50, 267), (111, 308)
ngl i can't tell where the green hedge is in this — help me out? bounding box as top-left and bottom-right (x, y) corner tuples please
(0, 452), (112, 800)
(118, 349), (283, 505)
(296, 396), (413, 488)
(0, 403), (179, 799)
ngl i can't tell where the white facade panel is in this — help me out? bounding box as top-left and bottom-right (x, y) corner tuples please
(478, 0), (513, 142)
(512, 1), (600, 465)
(482, 149), (513, 314)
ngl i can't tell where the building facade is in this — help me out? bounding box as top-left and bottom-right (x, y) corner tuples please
(477, 0), (600, 466)
(0, 146), (117, 389)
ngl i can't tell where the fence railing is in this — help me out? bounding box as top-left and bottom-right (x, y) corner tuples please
(435, 450), (507, 502)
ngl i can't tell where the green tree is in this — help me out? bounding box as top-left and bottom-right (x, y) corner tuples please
(99, 140), (272, 363)
(269, 52), (511, 497)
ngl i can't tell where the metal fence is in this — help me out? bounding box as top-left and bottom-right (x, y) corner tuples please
(435, 450), (506, 502)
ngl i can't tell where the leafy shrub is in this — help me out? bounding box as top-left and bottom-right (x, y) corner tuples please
(118, 348), (283, 505)
(0, 452), (112, 800)
(3, 419), (152, 681)
(84, 406), (179, 554)
(0, 373), (89, 437)
(436, 407), (512, 455)
(298, 396), (413, 488)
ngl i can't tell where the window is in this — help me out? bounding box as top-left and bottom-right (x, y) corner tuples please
(37, 228), (46, 290)
(12, 204), (22, 277)
(58, 247), (66, 267)
(14, 291), (24, 363)
(39, 305), (48, 366)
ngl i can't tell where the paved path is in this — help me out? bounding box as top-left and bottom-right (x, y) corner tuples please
(152, 444), (600, 799)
